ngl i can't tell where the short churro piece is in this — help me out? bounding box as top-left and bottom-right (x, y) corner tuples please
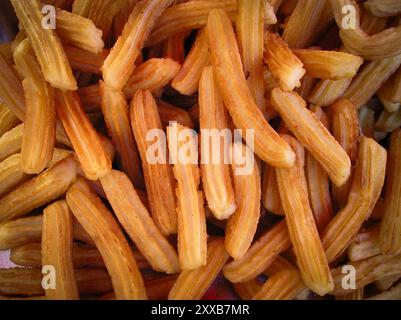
(56, 90), (111, 181)
(123, 58), (180, 99)
(0, 268), (112, 297)
(264, 32), (306, 92)
(55, 8), (104, 54)
(308, 78), (353, 107)
(102, 0), (174, 90)
(332, 0), (401, 60)
(171, 29), (209, 96)
(10, 243), (103, 269)
(271, 88), (351, 187)
(293, 49), (363, 79)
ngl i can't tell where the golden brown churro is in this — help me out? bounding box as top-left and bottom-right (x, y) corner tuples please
(262, 164), (284, 216)
(55, 9), (104, 54)
(56, 90), (111, 181)
(0, 148), (71, 198)
(264, 32), (306, 92)
(199, 67), (235, 220)
(102, 0), (174, 90)
(331, 98), (360, 209)
(292, 49), (363, 79)
(171, 29), (209, 96)
(236, 0), (266, 114)
(322, 137), (387, 263)
(208, 9), (295, 167)
(123, 58), (180, 99)
(305, 107), (334, 232)
(42, 200), (78, 300)
(148, 0), (237, 45)
(66, 177), (147, 300)
(282, 0), (327, 48)
(331, 254), (401, 296)
(168, 238), (229, 300)
(225, 142), (260, 260)
(343, 54), (401, 110)
(0, 156), (77, 224)
(0, 268), (113, 297)
(10, 0), (77, 90)
(252, 270), (305, 300)
(2, 0), (401, 302)
(100, 170), (180, 274)
(0, 215), (91, 251)
(275, 135), (333, 296)
(223, 220), (291, 283)
(167, 123), (207, 270)
(347, 225), (381, 262)
(11, 243), (102, 269)
(0, 54), (26, 121)
(0, 103), (20, 138)
(379, 129), (401, 255)
(14, 39), (56, 174)
(271, 88), (351, 187)
(99, 81), (142, 188)
(130, 90), (177, 235)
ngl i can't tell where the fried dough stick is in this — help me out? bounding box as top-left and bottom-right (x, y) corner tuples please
(207, 9), (295, 167)
(66, 177), (147, 300)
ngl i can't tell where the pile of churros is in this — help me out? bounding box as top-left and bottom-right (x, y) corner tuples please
(0, 0), (401, 300)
